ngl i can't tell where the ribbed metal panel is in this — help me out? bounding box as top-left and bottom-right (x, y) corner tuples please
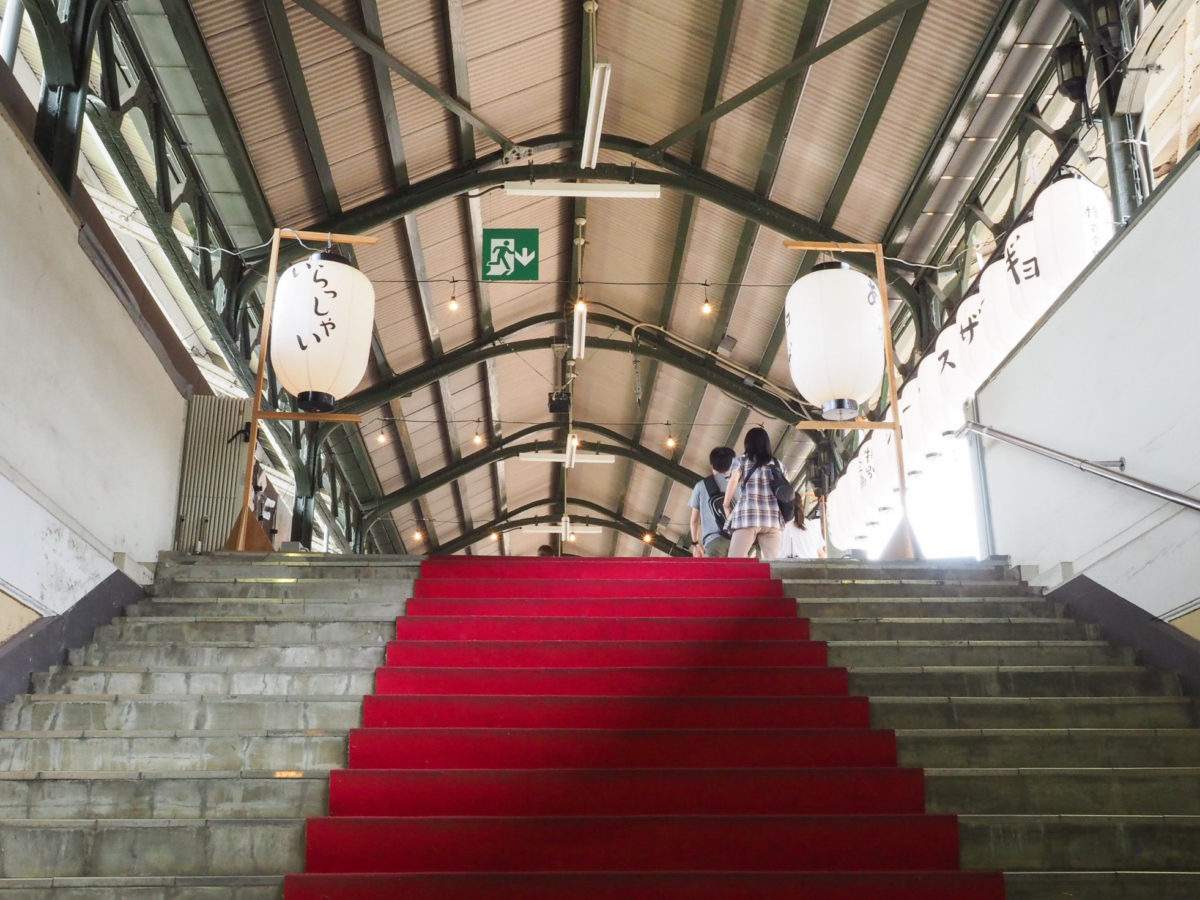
(174, 396), (252, 553)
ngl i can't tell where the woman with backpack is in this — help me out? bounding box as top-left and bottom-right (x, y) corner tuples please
(722, 426), (788, 558)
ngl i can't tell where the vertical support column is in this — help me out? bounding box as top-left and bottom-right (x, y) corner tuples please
(1060, 0), (1142, 224)
(26, 0), (112, 190)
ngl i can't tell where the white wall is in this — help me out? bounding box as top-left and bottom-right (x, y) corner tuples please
(0, 106), (188, 614)
(975, 146), (1200, 619)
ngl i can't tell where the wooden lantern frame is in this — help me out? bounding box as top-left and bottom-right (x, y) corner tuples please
(782, 240), (917, 558)
(227, 228), (378, 552)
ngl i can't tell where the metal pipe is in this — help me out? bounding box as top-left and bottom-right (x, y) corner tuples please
(957, 421), (1200, 514)
(1, 0), (24, 68)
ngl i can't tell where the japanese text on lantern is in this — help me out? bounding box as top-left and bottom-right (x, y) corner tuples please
(292, 261), (338, 351)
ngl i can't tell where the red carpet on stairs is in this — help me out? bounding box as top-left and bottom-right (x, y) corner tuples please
(284, 556), (1005, 899)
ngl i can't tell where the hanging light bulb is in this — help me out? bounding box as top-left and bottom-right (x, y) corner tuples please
(665, 424), (678, 450)
(701, 281), (713, 316)
(642, 532), (654, 543)
(489, 531), (499, 542)
(447, 277), (459, 312)
(473, 419), (485, 446)
(412, 530), (424, 542)
(568, 533), (578, 543)
(375, 431), (388, 444)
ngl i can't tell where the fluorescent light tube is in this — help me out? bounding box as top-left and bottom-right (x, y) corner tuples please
(581, 62), (611, 169)
(564, 432), (578, 468)
(503, 181), (661, 199)
(518, 451), (616, 464)
(572, 301), (587, 360)
(520, 524), (603, 534)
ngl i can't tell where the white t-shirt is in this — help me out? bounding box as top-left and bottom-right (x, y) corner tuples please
(780, 520), (825, 559)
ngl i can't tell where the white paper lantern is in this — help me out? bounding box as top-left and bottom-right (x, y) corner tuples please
(826, 457), (864, 549)
(944, 289), (990, 393)
(977, 261), (1026, 363)
(897, 382), (933, 481)
(1034, 174), (1114, 295)
(858, 430), (900, 519)
(785, 262), (885, 421)
(1004, 220), (1055, 323)
(270, 251), (376, 412)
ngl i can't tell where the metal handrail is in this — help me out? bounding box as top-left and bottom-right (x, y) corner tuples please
(957, 421), (1200, 514)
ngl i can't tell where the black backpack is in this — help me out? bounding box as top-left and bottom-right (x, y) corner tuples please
(748, 460), (797, 522)
(702, 475), (732, 539)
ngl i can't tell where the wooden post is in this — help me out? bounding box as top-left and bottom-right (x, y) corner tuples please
(227, 229), (378, 552)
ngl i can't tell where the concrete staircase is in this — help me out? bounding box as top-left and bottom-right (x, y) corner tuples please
(0, 553), (1196, 895)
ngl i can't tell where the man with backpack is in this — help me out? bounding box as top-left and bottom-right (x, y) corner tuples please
(688, 446), (736, 558)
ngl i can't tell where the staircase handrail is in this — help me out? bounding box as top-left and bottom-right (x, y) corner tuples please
(956, 420), (1200, 514)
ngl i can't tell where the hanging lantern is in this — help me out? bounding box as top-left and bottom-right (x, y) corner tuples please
(1003, 219), (1055, 323)
(270, 251), (376, 412)
(945, 289), (991, 393)
(1054, 40), (1088, 103)
(1033, 174), (1114, 296)
(977, 261), (1026, 363)
(858, 430), (899, 518)
(827, 457), (865, 549)
(897, 382), (933, 481)
(785, 262), (885, 421)
(915, 349), (961, 438)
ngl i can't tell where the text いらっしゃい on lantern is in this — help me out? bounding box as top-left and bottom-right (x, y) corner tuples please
(784, 262), (885, 420)
(270, 251), (376, 412)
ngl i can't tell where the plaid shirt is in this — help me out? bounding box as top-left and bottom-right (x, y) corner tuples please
(728, 455), (785, 530)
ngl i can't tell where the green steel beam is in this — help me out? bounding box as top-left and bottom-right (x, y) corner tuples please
(442, 0), (508, 550)
(639, 0), (929, 159)
(611, 0), (742, 555)
(26, 0), (111, 187)
(260, 0), (339, 210)
(259, 135), (921, 313)
(882, 0), (1041, 254)
(336, 312), (811, 423)
(366, 426), (702, 523)
(290, 0), (524, 160)
(436, 500), (686, 557)
(634, 0), (831, 555)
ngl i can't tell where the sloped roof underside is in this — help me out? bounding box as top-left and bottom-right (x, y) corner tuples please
(153, 0), (1070, 555)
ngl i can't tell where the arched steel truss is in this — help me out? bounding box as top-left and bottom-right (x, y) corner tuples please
(434, 498), (688, 557)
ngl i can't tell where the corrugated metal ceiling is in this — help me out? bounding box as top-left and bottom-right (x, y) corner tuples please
(157, 0), (1072, 556)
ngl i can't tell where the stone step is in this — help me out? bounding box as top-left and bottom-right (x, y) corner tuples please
(926, 767), (1200, 815)
(849, 666), (1179, 698)
(0, 771), (328, 819)
(156, 552), (419, 580)
(1003, 871), (1200, 900)
(783, 580), (1033, 598)
(769, 560), (1017, 582)
(128, 598), (407, 620)
(1, 695), (363, 732)
(96, 618), (396, 645)
(897, 728), (1200, 768)
(831, 641), (1133, 667)
(794, 598), (1063, 618)
(71, 643), (388, 668)
(0, 818), (303, 877)
(960, 815), (1200, 871)
(870, 696), (1196, 730)
(0, 731), (347, 772)
(153, 579), (414, 600)
(0, 875), (283, 898)
(33, 666), (377, 697)
(810, 617), (1096, 641)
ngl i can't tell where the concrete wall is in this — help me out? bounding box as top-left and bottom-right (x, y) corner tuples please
(974, 145), (1200, 620)
(0, 98), (188, 614)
